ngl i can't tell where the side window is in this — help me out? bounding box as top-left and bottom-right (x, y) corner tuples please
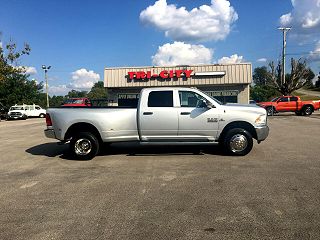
(148, 91), (173, 107)
(179, 91), (204, 107)
(35, 106), (41, 110)
(279, 97), (288, 102)
(290, 97), (298, 102)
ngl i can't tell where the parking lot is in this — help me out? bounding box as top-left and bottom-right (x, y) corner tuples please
(1, 113), (320, 240)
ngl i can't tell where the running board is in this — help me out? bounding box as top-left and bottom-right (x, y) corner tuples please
(139, 142), (219, 146)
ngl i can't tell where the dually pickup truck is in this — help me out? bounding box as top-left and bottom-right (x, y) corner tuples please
(257, 96), (320, 116)
(44, 87), (269, 160)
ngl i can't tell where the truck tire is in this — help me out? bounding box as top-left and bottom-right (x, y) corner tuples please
(303, 105), (313, 116)
(266, 107), (274, 116)
(70, 132), (100, 160)
(223, 128), (253, 156)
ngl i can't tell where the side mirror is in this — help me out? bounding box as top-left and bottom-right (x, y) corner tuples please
(206, 100), (214, 109)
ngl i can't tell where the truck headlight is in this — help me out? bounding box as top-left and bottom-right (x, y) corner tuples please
(255, 114), (267, 126)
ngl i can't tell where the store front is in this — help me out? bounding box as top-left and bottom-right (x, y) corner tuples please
(104, 63), (252, 106)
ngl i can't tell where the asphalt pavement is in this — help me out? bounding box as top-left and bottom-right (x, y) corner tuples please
(0, 113), (320, 240)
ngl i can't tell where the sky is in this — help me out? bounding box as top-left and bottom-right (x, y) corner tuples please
(1, 0), (320, 96)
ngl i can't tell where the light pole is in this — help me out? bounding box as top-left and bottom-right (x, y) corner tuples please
(278, 27), (291, 86)
(42, 65), (51, 108)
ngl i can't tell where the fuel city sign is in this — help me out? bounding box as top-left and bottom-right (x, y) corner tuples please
(127, 70), (193, 81)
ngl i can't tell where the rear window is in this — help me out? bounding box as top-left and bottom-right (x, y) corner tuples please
(148, 91), (173, 107)
(290, 97), (298, 102)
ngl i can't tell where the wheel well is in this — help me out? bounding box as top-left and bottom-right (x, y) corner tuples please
(219, 121), (257, 141)
(65, 122), (102, 142)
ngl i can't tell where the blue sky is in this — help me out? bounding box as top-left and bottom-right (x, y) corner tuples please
(1, 0), (320, 95)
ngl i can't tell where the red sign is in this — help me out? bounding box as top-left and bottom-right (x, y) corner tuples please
(128, 70), (193, 80)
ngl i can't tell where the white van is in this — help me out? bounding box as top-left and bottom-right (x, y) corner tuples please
(7, 104), (46, 119)
(25, 104), (46, 118)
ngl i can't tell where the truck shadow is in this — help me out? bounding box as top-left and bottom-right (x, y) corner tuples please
(26, 142), (224, 160)
(100, 143), (224, 157)
(26, 143), (68, 158)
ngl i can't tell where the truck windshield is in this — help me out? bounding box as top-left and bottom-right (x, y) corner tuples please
(10, 106), (24, 110)
(196, 89), (223, 105)
(64, 99), (84, 104)
(271, 97), (280, 102)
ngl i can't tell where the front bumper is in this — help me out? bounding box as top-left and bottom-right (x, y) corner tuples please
(255, 125), (269, 142)
(44, 129), (56, 139)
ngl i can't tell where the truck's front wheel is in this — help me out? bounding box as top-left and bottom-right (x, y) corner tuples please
(223, 128), (253, 156)
(70, 132), (100, 160)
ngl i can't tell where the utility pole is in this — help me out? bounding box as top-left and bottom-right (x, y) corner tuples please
(42, 65), (51, 108)
(278, 27), (291, 86)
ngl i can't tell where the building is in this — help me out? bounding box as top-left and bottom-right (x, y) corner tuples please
(104, 63), (252, 106)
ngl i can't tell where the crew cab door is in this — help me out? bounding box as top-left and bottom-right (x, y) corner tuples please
(177, 90), (219, 141)
(138, 90), (178, 141)
(276, 97), (289, 111)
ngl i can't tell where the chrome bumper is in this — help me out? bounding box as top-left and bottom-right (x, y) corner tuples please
(255, 126), (269, 142)
(44, 129), (56, 139)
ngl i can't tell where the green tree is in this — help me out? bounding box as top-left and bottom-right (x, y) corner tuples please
(250, 85), (279, 102)
(253, 66), (271, 86)
(66, 89), (87, 98)
(87, 81), (107, 99)
(50, 95), (65, 107)
(0, 35), (43, 107)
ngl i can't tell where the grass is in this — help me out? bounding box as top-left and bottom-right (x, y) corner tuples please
(292, 91), (320, 101)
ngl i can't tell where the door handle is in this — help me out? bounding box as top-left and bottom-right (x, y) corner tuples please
(180, 112), (191, 115)
(143, 112), (153, 115)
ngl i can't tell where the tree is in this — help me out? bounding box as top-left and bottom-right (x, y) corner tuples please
(0, 36), (43, 107)
(66, 89), (87, 98)
(269, 58), (313, 95)
(253, 66), (271, 86)
(87, 81), (107, 99)
(250, 85), (279, 102)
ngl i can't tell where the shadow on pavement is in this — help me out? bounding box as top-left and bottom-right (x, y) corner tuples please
(26, 142), (224, 160)
(26, 142), (68, 157)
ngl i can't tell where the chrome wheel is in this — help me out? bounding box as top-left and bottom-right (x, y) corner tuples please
(74, 138), (92, 156)
(229, 134), (248, 153)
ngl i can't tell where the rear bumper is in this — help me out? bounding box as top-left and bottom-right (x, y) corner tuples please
(255, 126), (269, 142)
(44, 129), (56, 139)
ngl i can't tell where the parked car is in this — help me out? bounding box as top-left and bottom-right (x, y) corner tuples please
(7, 105), (28, 120)
(62, 98), (91, 107)
(257, 96), (320, 116)
(45, 87), (269, 160)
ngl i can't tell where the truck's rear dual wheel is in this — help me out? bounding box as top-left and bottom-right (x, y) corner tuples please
(70, 132), (100, 160)
(223, 128), (253, 156)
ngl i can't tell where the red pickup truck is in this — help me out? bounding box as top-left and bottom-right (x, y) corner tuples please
(257, 96), (320, 116)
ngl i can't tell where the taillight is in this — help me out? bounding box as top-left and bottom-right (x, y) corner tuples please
(46, 113), (52, 126)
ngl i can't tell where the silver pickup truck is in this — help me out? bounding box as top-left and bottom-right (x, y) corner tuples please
(45, 87), (269, 159)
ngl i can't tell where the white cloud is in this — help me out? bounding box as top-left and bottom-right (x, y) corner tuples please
(69, 68), (100, 90)
(49, 85), (70, 96)
(140, 0), (238, 42)
(218, 54), (244, 64)
(309, 40), (320, 61)
(15, 66), (37, 75)
(257, 58), (267, 63)
(280, 0), (320, 31)
(152, 41), (213, 66)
